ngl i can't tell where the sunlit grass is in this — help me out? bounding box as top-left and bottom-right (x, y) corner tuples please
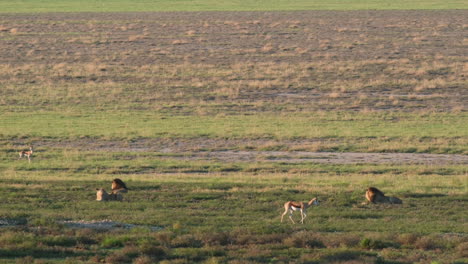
(0, 166), (466, 262)
(0, 0), (465, 13)
(1, 111), (466, 153)
(2, 111), (466, 138)
(0, 8), (466, 264)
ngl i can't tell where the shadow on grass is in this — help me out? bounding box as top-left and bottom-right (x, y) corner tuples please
(0, 248), (91, 259)
(317, 250), (408, 264)
(340, 213), (383, 219)
(404, 193), (446, 198)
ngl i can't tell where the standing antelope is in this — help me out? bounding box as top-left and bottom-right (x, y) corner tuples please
(19, 146), (33, 163)
(281, 198), (319, 224)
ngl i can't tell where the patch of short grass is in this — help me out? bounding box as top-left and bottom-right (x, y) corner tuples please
(0, 0), (465, 13)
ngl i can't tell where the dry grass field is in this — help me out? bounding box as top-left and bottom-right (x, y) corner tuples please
(1, 11), (466, 114)
(0, 10), (467, 264)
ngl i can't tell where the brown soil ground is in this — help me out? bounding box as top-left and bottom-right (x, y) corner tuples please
(0, 218), (162, 230)
(21, 138), (468, 165)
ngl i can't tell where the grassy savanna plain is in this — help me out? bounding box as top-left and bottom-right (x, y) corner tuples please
(0, 0), (466, 12)
(0, 2), (467, 264)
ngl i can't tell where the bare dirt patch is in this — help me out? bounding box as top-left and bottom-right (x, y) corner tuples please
(182, 151), (468, 165)
(0, 218), (162, 230)
(61, 220), (162, 230)
(0, 218), (24, 227)
(14, 138), (468, 165)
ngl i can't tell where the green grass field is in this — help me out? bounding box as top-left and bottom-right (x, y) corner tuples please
(2, 112), (467, 154)
(0, 1), (467, 263)
(0, 0), (466, 13)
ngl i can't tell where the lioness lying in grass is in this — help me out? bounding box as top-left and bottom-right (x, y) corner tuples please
(96, 188), (123, 202)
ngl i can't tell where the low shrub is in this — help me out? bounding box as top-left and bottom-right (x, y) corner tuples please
(201, 232), (231, 246)
(232, 234), (250, 245)
(456, 242), (468, 258)
(105, 251), (132, 264)
(172, 248), (213, 261)
(120, 245), (140, 259)
(414, 236), (442, 250)
(396, 233), (419, 247)
(359, 238), (397, 249)
(75, 229), (97, 245)
(171, 234), (203, 248)
(0, 231), (35, 246)
(153, 231), (174, 247)
(320, 250), (366, 262)
(101, 236), (127, 248)
(136, 237), (159, 248)
(379, 248), (407, 261)
(42, 235), (77, 247)
(244, 245), (273, 261)
(15, 256), (34, 264)
(321, 233), (360, 248)
(283, 231), (325, 248)
(254, 233), (286, 245)
(132, 255), (153, 264)
(204, 257), (223, 264)
(138, 244), (169, 259)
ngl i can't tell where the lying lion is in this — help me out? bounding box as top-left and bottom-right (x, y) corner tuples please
(111, 178), (128, 194)
(366, 187), (402, 204)
(96, 178), (129, 201)
(96, 188), (123, 202)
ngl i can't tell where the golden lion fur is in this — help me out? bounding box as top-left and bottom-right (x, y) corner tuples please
(96, 188), (123, 201)
(366, 187), (402, 204)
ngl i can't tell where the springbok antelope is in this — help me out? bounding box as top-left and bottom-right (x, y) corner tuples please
(19, 146), (33, 163)
(281, 198), (319, 224)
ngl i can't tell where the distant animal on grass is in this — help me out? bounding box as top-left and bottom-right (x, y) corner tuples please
(281, 198), (319, 224)
(19, 146), (33, 163)
(365, 187), (402, 204)
(96, 188), (123, 201)
(111, 178), (128, 194)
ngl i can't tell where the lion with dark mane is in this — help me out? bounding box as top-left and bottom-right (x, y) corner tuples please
(112, 178), (128, 194)
(366, 187), (402, 204)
